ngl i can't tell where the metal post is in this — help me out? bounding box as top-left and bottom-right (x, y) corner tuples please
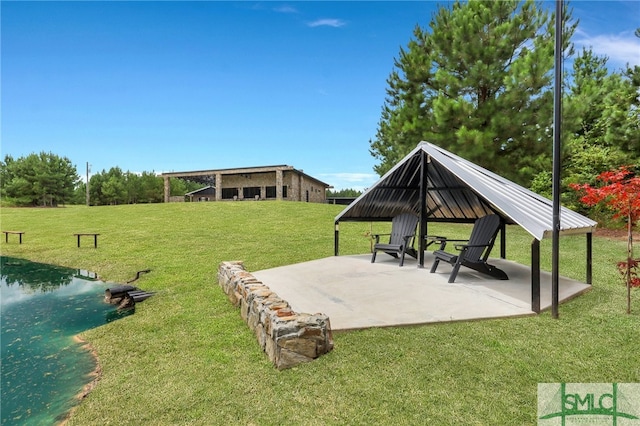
(418, 150), (428, 268)
(586, 232), (593, 284)
(334, 222), (340, 256)
(532, 239), (541, 313)
(551, 0), (564, 319)
(500, 221), (506, 259)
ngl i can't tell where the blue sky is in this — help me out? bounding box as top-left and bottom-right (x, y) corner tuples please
(2, 1), (639, 191)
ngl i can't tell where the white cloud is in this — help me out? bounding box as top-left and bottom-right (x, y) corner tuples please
(1, 283), (34, 307)
(307, 18), (346, 28)
(273, 5), (298, 14)
(574, 29), (640, 68)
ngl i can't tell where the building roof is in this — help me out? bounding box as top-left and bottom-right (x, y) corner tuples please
(161, 165), (330, 187)
(185, 186), (215, 196)
(335, 142), (597, 241)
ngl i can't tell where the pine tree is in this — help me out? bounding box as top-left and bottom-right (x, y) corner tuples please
(0, 152), (79, 206)
(531, 48), (640, 207)
(371, 0), (576, 185)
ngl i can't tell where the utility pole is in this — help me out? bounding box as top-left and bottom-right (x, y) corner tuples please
(86, 162), (91, 206)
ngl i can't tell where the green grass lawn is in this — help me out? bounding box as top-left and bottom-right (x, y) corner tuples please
(1, 202), (638, 425)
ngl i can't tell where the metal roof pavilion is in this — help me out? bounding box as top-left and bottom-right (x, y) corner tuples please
(334, 142), (597, 313)
(335, 142), (597, 241)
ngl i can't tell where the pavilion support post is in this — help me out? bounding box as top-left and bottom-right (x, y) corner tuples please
(334, 222), (340, 256)
(586, 232), (593, 284)
(418, 151), (428, 268)
(532, 239), (541, 313)
(500, 221), (506, 259)
(163, 177), (170, 203)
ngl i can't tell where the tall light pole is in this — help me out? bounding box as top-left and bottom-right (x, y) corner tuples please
(551, 0), (563, 319)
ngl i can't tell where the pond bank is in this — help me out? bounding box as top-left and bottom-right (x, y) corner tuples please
(58, 335), (102, 425)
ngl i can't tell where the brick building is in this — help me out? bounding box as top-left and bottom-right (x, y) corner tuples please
(161, 165), (330, 203)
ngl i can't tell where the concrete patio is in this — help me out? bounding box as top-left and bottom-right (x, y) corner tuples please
(252, 252), (592, 331)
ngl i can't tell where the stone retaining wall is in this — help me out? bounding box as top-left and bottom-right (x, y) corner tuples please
(218, 261), (333, 370)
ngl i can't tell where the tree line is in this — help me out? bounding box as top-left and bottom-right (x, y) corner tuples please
(326, 188), (363, 198)
(81, 167), (200, 205)
(0, 153), (201, 206)
(0, 152), (356, 206)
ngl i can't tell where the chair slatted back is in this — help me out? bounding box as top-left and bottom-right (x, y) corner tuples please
(389, 213), (419, 246)
(466, 214), (500, 262)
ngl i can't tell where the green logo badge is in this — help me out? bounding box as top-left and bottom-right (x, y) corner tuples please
(538, 383), (640, 425)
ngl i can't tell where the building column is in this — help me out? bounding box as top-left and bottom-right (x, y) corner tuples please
(164, 177), (170, 203)
(215, 173), (222, 201)
(276, 169), (283, 200)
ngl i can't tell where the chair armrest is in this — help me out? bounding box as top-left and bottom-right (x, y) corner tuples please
(454, 243), (491, 251)
(428, 236), (468, 251)
(372, 233), (391, 244)
(428, 237), (469, 243)
(426, 235), (447, 243)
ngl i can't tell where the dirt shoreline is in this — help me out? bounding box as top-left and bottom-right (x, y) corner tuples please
(57, 335), (102, 426)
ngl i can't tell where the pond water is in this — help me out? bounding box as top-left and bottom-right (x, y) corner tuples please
(1, 256), (132, 425)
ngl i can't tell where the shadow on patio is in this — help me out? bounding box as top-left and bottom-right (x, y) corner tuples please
(252, 252), (592, 331)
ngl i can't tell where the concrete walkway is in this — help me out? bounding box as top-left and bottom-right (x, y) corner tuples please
(252, 253), (592, 331)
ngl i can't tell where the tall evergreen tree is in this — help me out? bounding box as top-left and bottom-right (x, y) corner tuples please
(97, 167), (126, 205)
(88, 172), (105, 205)
(568, 48), (639, 156)
(124, 171), (142, 204)
(572, 56), (640, 160)
(371, 0), (576, 185)
(0, 152), (79, 206)
(530, 47), (639, 212)
(102, 175), (126, 205)
(139, 171), (163, 203)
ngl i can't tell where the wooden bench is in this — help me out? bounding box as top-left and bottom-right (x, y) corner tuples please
(74, 233), (100, 248)
(2, 231), (25, 244)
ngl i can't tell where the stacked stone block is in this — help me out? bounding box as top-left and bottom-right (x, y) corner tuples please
(218, 261), (333, 370)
